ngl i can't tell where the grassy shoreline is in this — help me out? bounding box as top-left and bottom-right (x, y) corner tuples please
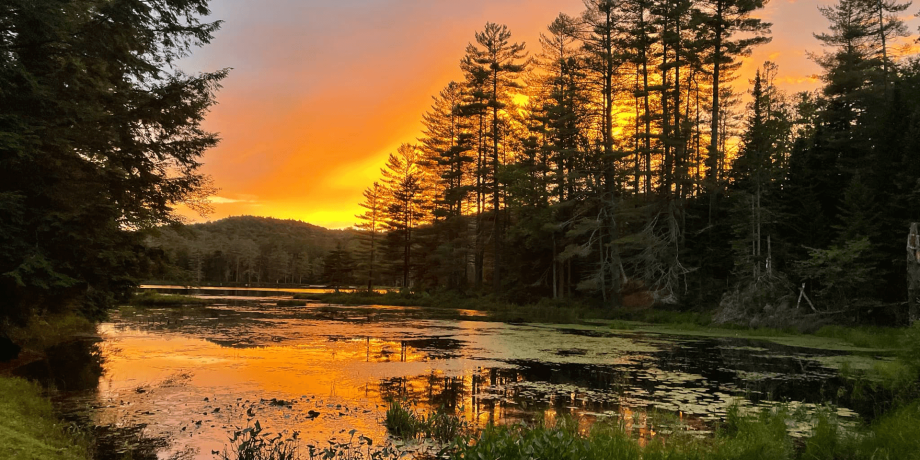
(0, 377), (90, 460)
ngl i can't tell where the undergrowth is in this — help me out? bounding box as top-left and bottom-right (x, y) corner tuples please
(6, 312), (95, 351)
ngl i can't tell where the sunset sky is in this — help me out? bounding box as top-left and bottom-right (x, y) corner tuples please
(180, 0), (920, 229)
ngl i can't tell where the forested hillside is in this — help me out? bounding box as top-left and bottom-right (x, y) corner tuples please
(146, 216), (358, 286)
(346, 0), (920, 326)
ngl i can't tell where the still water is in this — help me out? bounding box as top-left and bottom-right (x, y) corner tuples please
(25, 299), (869, 459)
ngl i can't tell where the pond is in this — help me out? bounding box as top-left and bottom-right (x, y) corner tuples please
(21, 296), (875, 459)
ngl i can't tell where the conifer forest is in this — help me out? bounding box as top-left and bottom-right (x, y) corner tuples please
(344, 0), (920, 327)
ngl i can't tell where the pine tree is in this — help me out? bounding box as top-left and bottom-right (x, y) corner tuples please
(323, 243), (354, 292)
(0, 0), (226, 322)
(381, 144), (427, 288)
(582, 0), (623, 192)
(692, 0), (771, 219)
(728, 64), (792, 282)
(356, 183), (384, 291)
(460, 23), (528, 292)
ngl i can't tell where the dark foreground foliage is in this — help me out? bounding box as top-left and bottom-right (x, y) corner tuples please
(0, 0), (225, 324)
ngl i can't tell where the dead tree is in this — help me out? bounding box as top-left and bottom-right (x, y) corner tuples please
(909, 223), (920, 324)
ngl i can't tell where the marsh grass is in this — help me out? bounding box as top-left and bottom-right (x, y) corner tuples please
(129, 291), (211, 307)
(449, 401), (920, 460)
(383, 400), (422, 439)
(0, 377), (90, 460)
(384, 400), (469, 443)
(813, 325), (904, 349)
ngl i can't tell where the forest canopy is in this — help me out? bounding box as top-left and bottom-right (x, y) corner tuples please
(145, 216), (357, 286)
(0, 0), (226, 323)
(347, 0), (920, 326)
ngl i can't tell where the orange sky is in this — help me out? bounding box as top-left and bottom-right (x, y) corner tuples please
(179, 0), (920, 229)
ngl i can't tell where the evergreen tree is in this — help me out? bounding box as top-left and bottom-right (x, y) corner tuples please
(356, 183), (384, 291)
(0, 0), (226, 322)
(381, 144), (427, 288)
(460, 23), (528, 292)
(323, 243), (354, 292)
(728, 64), (792, 283)
(692, 0), (771, 217)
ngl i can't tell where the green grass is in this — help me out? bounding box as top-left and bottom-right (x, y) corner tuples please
(449, 400), (920, 460)
(813, 325), (904, 349)
(128, 291), (212, 307)
(596, 310), (913, 352)
(0, 377), (90, 460)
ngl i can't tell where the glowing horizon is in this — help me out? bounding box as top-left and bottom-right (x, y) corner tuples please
(178, 0), (920, 230)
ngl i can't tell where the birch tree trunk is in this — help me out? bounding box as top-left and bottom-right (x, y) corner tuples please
(908, 223), (920, 324)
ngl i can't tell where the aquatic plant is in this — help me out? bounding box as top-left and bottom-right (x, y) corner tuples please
(6, 312), (95, 351)
(304, 430), (400, 460)
(422, 407), (468, 443)
(383, 400), (422, 439)
(218, 421), (298, 460)
(384, 400), (468, 443)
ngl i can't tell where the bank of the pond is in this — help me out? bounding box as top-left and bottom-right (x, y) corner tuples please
(600, 320), (911, 353)
(295, 291), (599, 323)
(0, 376), (90, 460)
(129, 291), (213, 307)
(296, 291), (913, 352)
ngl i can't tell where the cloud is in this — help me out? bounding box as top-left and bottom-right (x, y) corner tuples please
(209, 195), (258, 204)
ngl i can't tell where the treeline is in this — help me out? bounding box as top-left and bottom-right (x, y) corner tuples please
(146, 216), (359, 286)
(350, 0), (920, 325)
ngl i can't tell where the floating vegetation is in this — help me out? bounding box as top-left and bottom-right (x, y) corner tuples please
(216, 420), (298, 460)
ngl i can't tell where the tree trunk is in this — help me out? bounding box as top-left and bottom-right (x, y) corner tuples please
(877, 0), (889, 93)
(708, 0), (724, 223)
(908, 223), (920, 324)
(640, 9), (652, 196)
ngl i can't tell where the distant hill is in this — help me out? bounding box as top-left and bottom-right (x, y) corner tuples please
(145, 216), (359, 285)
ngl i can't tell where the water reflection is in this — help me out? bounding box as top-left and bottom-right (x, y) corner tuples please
(33, 303), (868, 459)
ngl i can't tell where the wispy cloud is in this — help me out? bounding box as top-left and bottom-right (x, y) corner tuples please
(209, 195), (258, 204)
